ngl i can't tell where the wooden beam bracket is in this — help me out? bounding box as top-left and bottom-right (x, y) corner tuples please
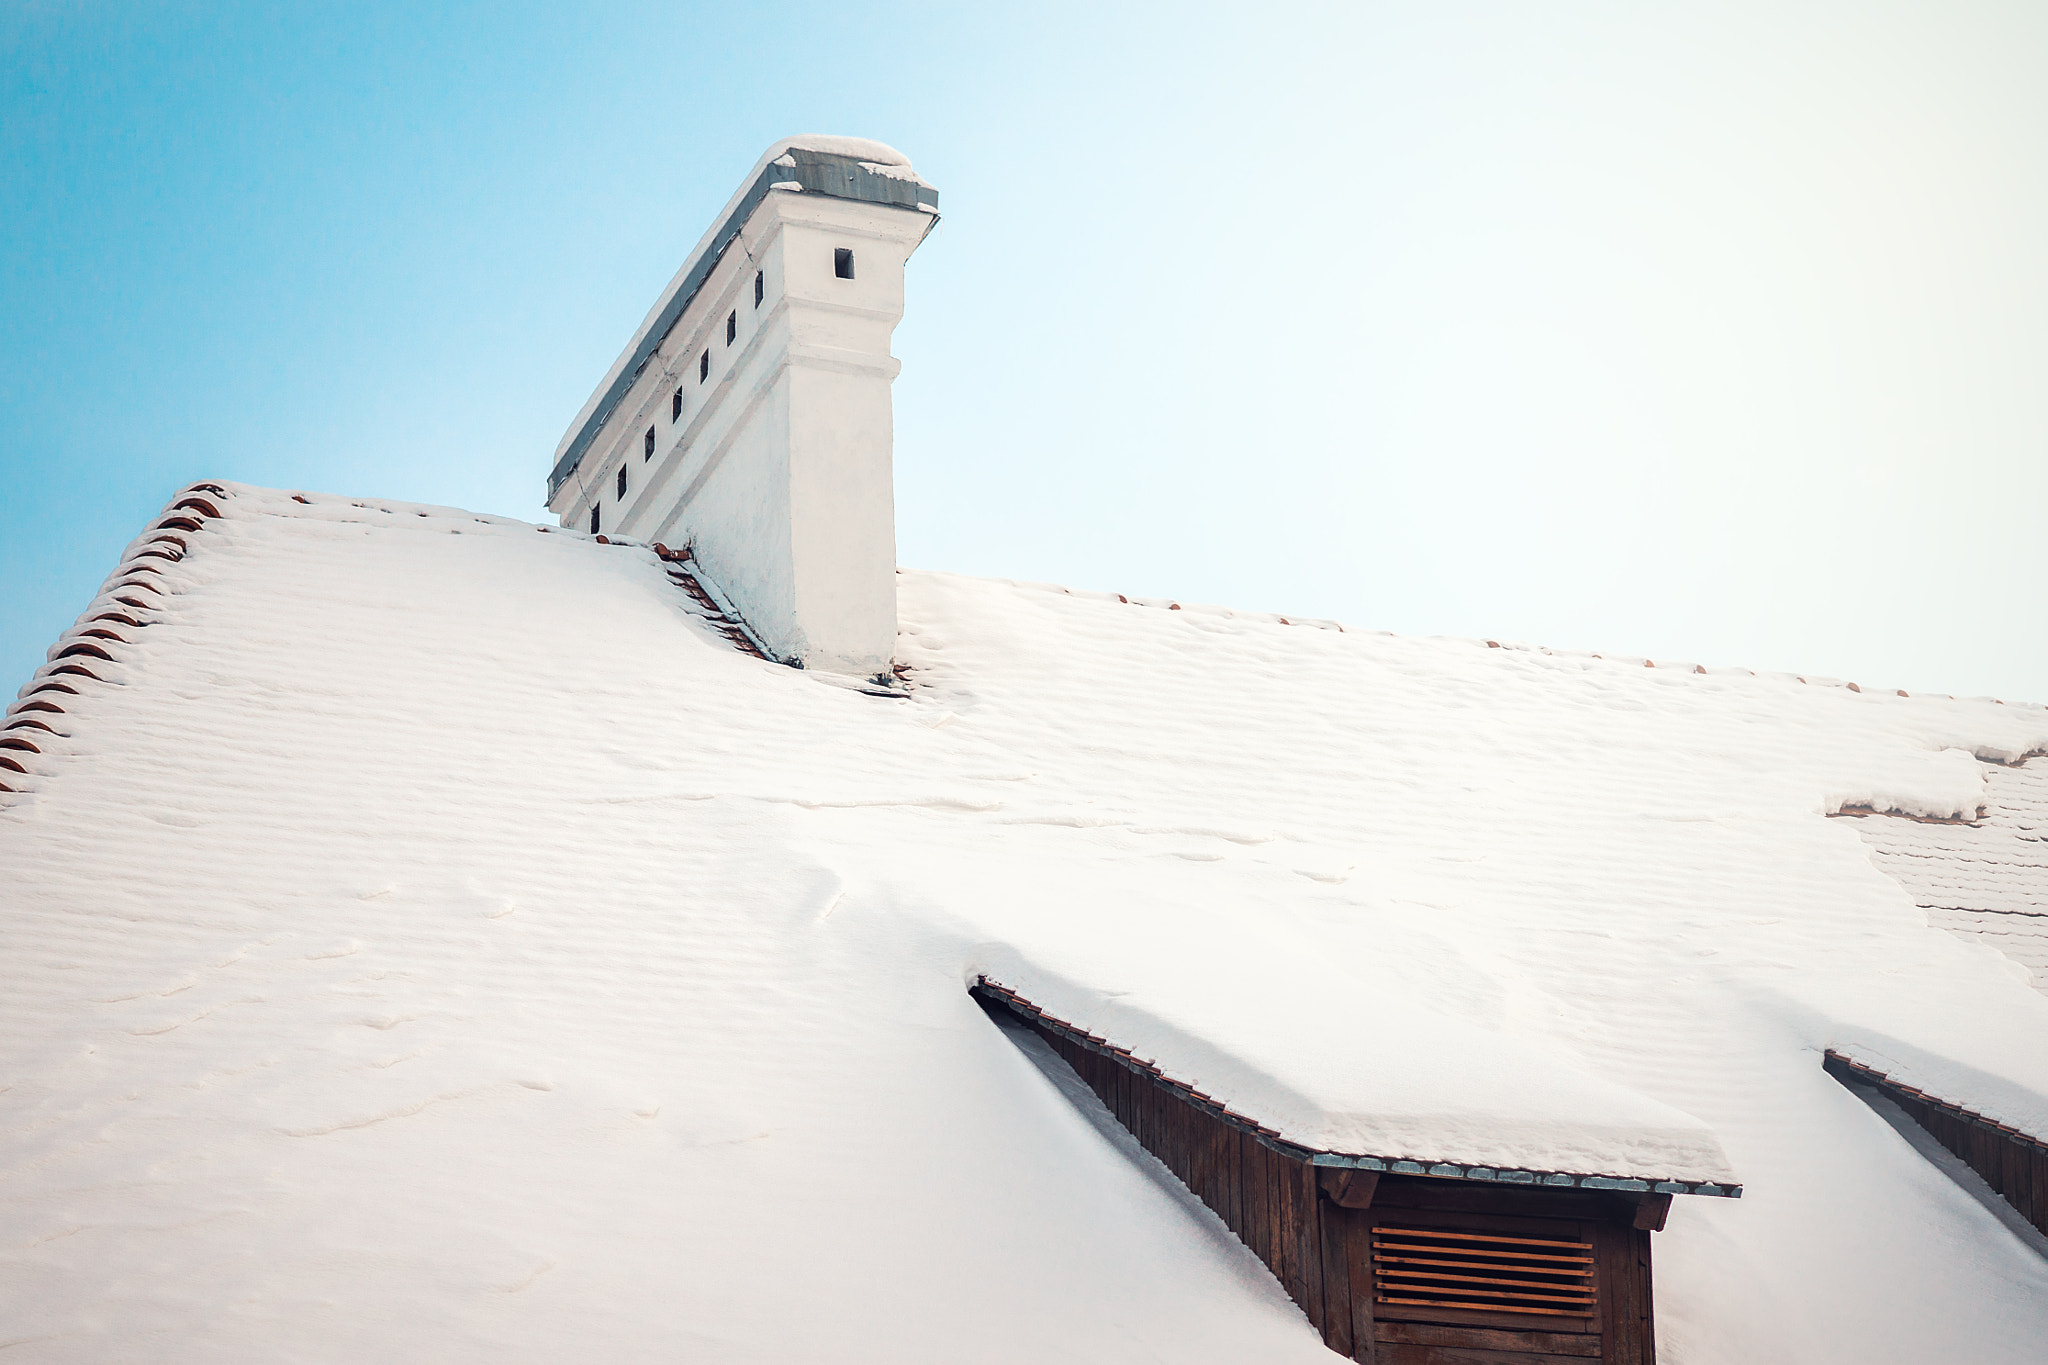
(1318, 1167), (1379, 1209)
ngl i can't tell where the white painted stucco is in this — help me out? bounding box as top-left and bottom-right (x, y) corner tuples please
(548, 142), (935, 679)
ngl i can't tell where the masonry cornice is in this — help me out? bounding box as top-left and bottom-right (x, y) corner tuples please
(548, 144), (937, 501)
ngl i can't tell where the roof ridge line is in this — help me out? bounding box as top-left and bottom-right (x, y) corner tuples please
(3, 483), (233, 802)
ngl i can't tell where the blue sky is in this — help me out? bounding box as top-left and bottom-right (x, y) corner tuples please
(7, 1), (2047, 702)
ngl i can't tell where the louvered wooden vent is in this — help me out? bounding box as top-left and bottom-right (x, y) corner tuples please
(1372, 1225), (1598, 1318)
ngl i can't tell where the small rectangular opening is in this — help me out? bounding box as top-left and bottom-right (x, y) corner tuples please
(643, 426), (654, 460)
(725, 311), (736, 345)
(589, 505), (600, 535)
(671, 388), (682, 422)
(616, 465), (627, 500)
(754, 270), (764, 307)
(1372, 1224), (1597, 1319)
(699, 350), (709, 382)
(834, 247), (854, 280)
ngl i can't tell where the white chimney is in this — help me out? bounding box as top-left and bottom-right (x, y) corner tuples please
(547, 136), (938, 679)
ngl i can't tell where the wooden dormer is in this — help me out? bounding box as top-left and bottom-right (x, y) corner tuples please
(975, 979), (1738, 1364)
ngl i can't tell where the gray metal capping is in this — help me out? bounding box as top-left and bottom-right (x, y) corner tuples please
(547, 147), (940, 502)
(972, 977), (1744, 1200)
(1299, 1150), (1740, 1199)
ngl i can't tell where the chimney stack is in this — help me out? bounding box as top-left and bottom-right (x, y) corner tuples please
(547, 137), (938, 679)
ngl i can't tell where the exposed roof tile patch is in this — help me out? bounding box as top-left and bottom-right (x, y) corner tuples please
(1848, 756), (2048, 989)
(1833, 803), (1988, 826)
(651, 543), (770, 661)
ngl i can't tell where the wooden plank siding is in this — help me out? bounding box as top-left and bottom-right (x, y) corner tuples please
(976, 984), (1659, 1363)
(1825, 1050), (2048, 1238)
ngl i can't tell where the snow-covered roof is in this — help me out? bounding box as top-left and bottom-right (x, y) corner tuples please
(6, 484), (2048, 1361)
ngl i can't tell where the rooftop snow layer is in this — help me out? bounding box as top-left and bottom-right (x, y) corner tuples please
(5, 484), (2048, 1363)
